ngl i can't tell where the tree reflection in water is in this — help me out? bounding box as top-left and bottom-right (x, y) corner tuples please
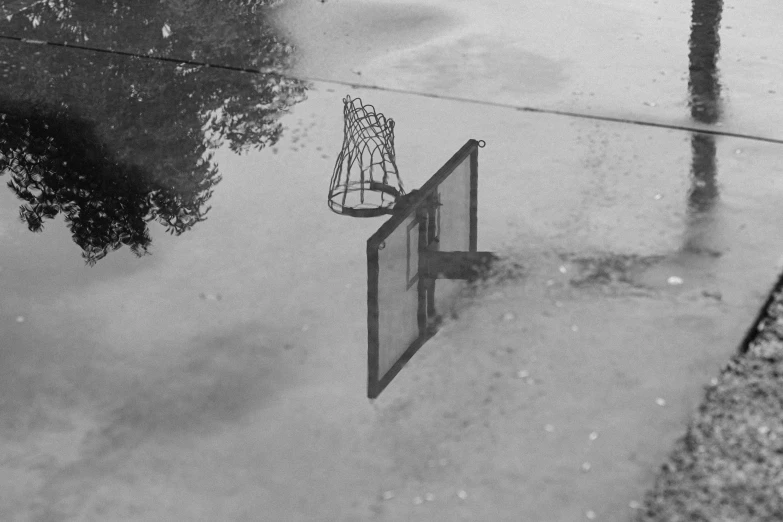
(0, 0), (307, 265)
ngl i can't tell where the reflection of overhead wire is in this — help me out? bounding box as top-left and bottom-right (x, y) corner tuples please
(3, 33), (783, 146)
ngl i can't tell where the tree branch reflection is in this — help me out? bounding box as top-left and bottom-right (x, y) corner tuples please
(0, 0), (307, 264)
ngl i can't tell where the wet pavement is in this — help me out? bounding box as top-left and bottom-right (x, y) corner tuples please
(1, 0), (783, 521)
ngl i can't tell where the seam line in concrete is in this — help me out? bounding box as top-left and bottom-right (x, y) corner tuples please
(3, 34), (782, 146)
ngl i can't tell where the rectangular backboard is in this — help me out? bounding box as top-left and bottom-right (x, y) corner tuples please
(367, 139), (480, 399)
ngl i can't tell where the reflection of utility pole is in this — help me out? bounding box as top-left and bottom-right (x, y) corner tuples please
(687, 0), (723, 218)
(689, 134), (719, 215)
(689, 0), (723, 124)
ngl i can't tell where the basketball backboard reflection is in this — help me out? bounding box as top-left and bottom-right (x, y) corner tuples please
(366, 139), (492, 399)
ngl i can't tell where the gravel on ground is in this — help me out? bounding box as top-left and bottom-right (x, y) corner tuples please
(636, 278), (783, 521)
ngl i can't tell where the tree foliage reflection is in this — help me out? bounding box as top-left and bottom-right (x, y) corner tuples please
(0, 0), (307, 264)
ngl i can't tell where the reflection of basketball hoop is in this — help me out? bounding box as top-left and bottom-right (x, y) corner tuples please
(328, 96), (406, 217)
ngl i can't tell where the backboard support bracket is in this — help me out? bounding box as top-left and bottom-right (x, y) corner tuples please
(419, 250), (498, 281)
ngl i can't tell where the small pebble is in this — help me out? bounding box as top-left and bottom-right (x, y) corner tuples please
(15, 316), (24, 323)
(546, 279), (555, 286)
(710, 377), (718, 386)
(589, 431), (599, 441)
(571, 325), (579, 332)
(382, 490), (395, 500)
(654, 193), (663, 200)
(502, 312), (515, 321)
(586, 510), (596, 520)
(581, 461), (591, 472)
(735, 149), (743, 155)
(656, 397), (666, 406)
(413, 496), (423, 505)
(517, 370), (529, 379)
(629, 500), (641, 509)
(559, 265), (567, 274)
(667, 276), (683, 285)
(759, 425), (770, 435)
(545, 424), (555, 432)
(457, 490), (468, 500)
(424, 493), (434, 502)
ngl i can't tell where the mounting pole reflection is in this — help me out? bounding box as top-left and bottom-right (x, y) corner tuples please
(687, 0), (723, 218)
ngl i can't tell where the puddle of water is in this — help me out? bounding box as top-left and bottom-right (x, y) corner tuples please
(1, 0), (783, 520)
(3, 76), (783, 519)
(0, 10), (307, 264)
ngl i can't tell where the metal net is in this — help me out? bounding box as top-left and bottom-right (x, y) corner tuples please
(328, 96), (405, 217)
